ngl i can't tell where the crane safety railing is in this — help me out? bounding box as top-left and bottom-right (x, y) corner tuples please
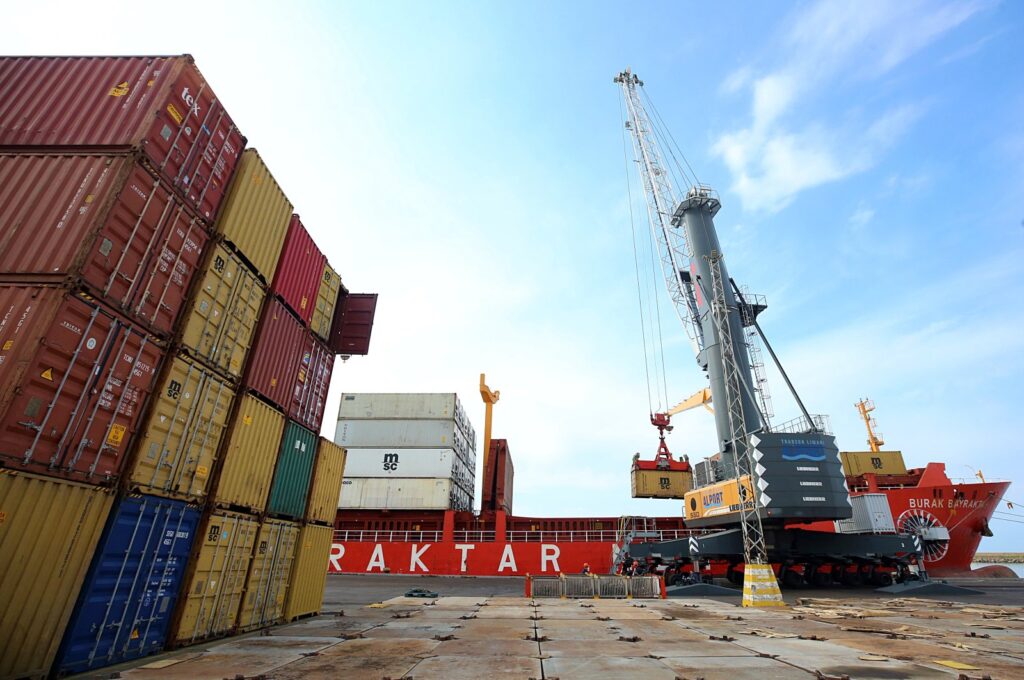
(772, 413), (833, 435)
(332, 529), (700, 543)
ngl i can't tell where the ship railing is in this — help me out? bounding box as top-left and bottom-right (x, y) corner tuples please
(331, 529), (701, 543)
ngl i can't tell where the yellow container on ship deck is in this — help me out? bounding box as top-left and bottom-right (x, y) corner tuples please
(840, 451), (907, 476)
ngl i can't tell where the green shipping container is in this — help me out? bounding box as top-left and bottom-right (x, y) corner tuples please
(267, 422), (319, 519)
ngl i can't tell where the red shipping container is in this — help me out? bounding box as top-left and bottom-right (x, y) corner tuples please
(245, 297), (305, 410)
(271, 215), (325, 325)
(0, 151), (209, 336)
(290, 333), (334, 432)
(0, 55), (244, 223)
(0, 285), (164, 484)
(328, 293), (378, 355)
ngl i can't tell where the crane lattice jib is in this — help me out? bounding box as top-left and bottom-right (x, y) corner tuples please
(708, 250), (769, 565)
(615, 70), (704, 353)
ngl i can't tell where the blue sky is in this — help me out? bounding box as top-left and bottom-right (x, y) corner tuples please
(4, 0), (1022, 549)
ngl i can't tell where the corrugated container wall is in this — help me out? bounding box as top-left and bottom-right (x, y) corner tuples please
(283, 523), (332, 621)
(214, 149), (292, 282)
(306, 439), (346, 525)
(267, 422), (319, 520)
(213, 394), (286, 513)
(0, 152), (209, 337)
(0, 285), (163, 485)
(179, 243), (265, 381)
(482, 439), (514, 514)
(309, 263), (341, 342)
(290, 334), (333, 431)
(0, 56), (244, 223)
(54, 495), (201, 675)
(272, 215), (325, 325)
(836, 493), (897, 534)
(244, 297), (305, 411)
(328, 292), (378, 356)
(172, 510), (258, 646)
(335, 419), (476, 470)
(338, 392), (474, 441)
(0, 471), (114, 680)
(236, 519), (299, 632)
(128, 353), (235, 502)
(338, 477), (470, 511)
(630, 468), (693, 499)
(341, 448), (474, 494)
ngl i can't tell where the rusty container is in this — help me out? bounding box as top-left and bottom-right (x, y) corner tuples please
(244, 297), (305, 411)
(214, 149), (292, 283)
(0, 470), (114, 680)
(0, 285), (164, 485)
(0, 151), (209, 337)
(309, 263), (341, 342)
(178, 242), (265, 381)
(290, 333), (334, 432)
(0, 55), (244, 224)
(128, 352), (235, 502)
(283, 523), (332, 621)
(306, 438), (346, 525)
(271, 215), (325, 325)
(236, 518), (299, 632)
(212, 393), (286, 514)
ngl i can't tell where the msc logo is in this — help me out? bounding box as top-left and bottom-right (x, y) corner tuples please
(180, 86), (201, 117)
(383, 453), (399, 471)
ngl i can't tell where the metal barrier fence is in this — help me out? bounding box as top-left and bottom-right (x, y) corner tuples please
(526, 574), (663, 599)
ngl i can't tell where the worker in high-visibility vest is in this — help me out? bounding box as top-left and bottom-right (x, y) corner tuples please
(580, 562), (591, 575)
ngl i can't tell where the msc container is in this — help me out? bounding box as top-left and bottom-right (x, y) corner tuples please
(338, 477), (470, 511)
(283, 523), (332, 621)
(178, 242), (265, 381)
(245, 297), (305, 411)
(213, 394), (286, 513)
(0, 152), (209, 337)
(215, 149), (292, 283)
(836, 493), (896, 534)
(683, 475), (754, 525)
(309, 263), (341, 342)
(271, 215), (325, 325)
(342, 448), (463, 479)
(54, 494), (201, 675)
(328, 292), (378, 356)
(236, 518), (299, 632)
(267, 421), (318, 520)
(0, 285), (163, 485)
(0, 470), (114, 680)
(306, 438), (346, 525)
(338, 392), (475, 440)
(631, 455), (694, 499)
(335, 418), (476, 468)
(172, 510), (258, 646)
(0, 56), (244, 223)
(128, 353), (235, 502)
(839, 450), (908, 477)
(290, 333), (333, 431)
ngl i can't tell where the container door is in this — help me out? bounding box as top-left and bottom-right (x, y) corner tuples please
(328, 293), (377, 355)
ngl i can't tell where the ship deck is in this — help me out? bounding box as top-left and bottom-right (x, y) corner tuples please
(76, 574), (1024, 679)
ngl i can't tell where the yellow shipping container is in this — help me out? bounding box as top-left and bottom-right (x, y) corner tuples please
(0, 471), (114, 680)
(129, 354), (235, 502)
(173, 510), (258, 645)
(237, 519), (300, 632)
(306, 438), (346, 525)
(213, 394), (286, 513)
(684, 475), (754, 525)
(840, 451), (907, 477)
(283, 523), (332, 621)
(179, 243), (265, 380)
(630, 468), (693, 499)
(309, 263), (341, 342)
(215, 149), (293, 283)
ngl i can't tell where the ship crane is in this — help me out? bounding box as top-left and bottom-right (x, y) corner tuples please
(615, 68), (929, 600)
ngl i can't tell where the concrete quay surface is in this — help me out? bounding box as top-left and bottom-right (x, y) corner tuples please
(77, 574), (1024, 680)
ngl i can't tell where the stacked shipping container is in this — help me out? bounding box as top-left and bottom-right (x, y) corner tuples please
(0, 54), (375, 679)
(336, 393), (477, 511)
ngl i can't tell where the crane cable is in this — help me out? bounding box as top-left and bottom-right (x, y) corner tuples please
(619, 95), (654, 415)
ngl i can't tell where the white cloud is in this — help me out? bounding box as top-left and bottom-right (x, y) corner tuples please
(849, 204), (874, 227)
(712, 0), (984, 212)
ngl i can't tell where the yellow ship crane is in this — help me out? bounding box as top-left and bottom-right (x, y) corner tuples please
(667, 388), (713, 417)
(855, 398), (885, 453)
(479, 373), (500, 474)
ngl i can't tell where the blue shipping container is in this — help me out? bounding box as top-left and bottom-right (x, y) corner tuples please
(53, 494), (201, 675)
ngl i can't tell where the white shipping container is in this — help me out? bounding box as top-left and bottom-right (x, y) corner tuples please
(835, 493), (896, 534)
(338, 393), (475, 442)
(338, 477), (471, 511)
(336, 419), (476, 460)
(343, 448), (456, 479)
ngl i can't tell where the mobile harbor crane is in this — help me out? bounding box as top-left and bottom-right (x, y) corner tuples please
(614, 69), (947, 602)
